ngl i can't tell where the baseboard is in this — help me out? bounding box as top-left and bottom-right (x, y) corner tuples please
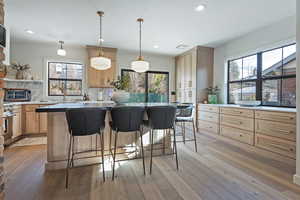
(294, 174), (300, 185)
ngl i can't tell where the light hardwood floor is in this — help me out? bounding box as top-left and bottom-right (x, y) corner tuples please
(4, 130), (300, 200)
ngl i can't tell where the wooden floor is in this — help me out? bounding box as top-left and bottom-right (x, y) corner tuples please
(4, 130), (300, 200)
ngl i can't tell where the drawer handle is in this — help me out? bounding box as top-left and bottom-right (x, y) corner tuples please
(239, 134), (243, 137)
(290, 148), (294, 152)
(290, 117), (294, 120)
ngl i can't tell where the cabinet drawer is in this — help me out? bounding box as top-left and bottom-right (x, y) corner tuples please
(220, 114), (254, 131)
(24, 105), (40, 112)
(255, 111), (296, 124)
(255, 119), (296, 141)
(198, 120), (219, 134)
(198, 104), (219, 113)
(220, 107), (254, 118)
(198, 111), (219, 123)
(220, 126), (254, 145)
(255, 134), (296, 159)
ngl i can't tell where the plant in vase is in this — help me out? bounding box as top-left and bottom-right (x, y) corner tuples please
(0, 63), (7, 78)
(10, 62), (31, 80)
(206, 86), (220, 104)
(110, 74), (130, 103)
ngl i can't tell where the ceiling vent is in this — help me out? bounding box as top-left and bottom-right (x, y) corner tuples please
(176, 44), (189, 49)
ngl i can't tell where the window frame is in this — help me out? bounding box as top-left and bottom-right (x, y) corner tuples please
(227, 43), (296, 108)
(121, 69), (169, 102)
(48, 61), (83, 96)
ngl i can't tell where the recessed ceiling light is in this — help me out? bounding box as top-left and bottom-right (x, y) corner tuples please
(153, 45), (159, 49)
(195, 4), (206, 12)
(25, 29), (34, 34)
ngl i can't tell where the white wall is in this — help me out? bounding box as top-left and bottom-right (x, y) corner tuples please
(213, 15), (296, 103)
(10, 41), (175, 100)
(294, 0), (300, 186)
(3, 8), (10, 65)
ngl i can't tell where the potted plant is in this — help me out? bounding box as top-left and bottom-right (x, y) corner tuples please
(10, 62), (31, 80)
(0, 63), (7, 78)
(206, 86), (220, 104)
(110, 74), (130, 103)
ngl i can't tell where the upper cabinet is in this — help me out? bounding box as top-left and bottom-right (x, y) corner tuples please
(86, 46), (117, 88)
(175, 46), (214, 104)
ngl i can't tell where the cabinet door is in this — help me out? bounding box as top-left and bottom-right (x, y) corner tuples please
(12, 112), (22, 138)
(184, 54), (192, 88)
(39, 113), (48, 133)
(25, 111), (40, 134)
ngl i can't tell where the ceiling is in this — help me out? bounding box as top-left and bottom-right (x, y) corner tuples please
(6, 0), (296, 56)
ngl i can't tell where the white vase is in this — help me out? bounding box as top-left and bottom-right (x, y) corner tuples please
(111, 90), (130, 103)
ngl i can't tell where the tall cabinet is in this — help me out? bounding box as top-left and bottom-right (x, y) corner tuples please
(175, 46), (214, 104)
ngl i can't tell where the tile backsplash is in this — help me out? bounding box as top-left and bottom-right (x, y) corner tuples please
(5, 80), (113, 101)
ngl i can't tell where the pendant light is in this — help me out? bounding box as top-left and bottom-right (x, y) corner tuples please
(131, 18), (149, 73)
(57, 41), (66, 56)
(90, 11), (111, 70)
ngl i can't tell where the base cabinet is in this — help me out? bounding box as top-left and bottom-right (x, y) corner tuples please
(197, 104), (296, 159)
(24, 104), (49, 135)
(12, 106), (22, 138)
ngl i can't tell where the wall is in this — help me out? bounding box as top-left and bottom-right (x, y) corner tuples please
(9, 41), (175, 101)
(213, 15), (296, 103)
(0, 0), (5, 198)
(294, 0), (300, 186)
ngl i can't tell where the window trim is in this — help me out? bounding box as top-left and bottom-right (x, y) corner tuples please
(121, 69), (169, 102)
(227, 43), (296, 108)
(48, 61), (83, 96)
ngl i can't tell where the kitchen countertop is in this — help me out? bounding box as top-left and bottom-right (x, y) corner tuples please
(36, 102), (186, 113)
(200, 103), (296, 113)
(3, 100), (114, 106)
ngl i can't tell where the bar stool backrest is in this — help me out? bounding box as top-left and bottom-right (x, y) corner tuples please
(177, 104), (194, 117)
(147, 106), (177, 129)
(111, 106), (145, 132)
(65, 108), (107, 136)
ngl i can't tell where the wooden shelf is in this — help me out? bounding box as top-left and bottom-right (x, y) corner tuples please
(1, 78), (43, 83)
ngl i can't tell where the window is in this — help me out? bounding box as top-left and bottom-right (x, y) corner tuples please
(228, 55), (257, 104)
(228, 43), (296, 107)
(121, 69), (169, 103)
(48, 62), (83, 96)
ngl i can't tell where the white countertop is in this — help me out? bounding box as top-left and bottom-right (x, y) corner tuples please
(199, 104), (296, 113)
(3, 100), (115, 107)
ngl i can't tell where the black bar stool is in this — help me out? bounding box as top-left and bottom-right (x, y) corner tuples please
(65, 108), (106, 188)
(110, 106), (146, 180)
(175, 104), (197, 152)
(146, 105), (178, 174)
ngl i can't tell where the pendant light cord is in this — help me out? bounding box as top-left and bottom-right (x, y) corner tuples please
(139, 20), (142, 58)
(99, 13), (103, 56)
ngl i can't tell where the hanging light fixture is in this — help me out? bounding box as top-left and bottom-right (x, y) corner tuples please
(90, 11), (111, 70)
(131, 18), (149, 73)
(57, 41), (66, 56)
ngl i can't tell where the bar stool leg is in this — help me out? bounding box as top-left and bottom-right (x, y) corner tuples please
(100, 131), (105, 182)
(162, 130), (166, 155)
(95, 134), (98, 156)
(183, 122), (186, 144)
(112, 131), (118, 181)
(65, 134), (72, 188)
(71, 136), (75, 167)
(109, 128), (112, 156)
(192, 120), (197, 152)
(150, 129), (154, 174)
(135, 131), (138, 158)
(139, 129), (146, 175)
(173, 127), (179, 170)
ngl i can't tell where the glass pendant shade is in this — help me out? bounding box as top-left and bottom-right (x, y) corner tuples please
(131, 18), (149, 73)
(57, 48), (66, 56)
(57, 41), (66, 56)
(91, 11), (111, 70)
(131, 58), (149, 73)
(90, 56), (111, 70)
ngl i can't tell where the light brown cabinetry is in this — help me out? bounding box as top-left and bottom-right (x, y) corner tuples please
(86, 46), (117, 88)
(175, 46), (214, 104)
(24, 104), (49, 134)
(197, 104), (219, 134)
(254, 110), (296, 159)
(197, 104), (297, 159)
(12, 106), (22, 138)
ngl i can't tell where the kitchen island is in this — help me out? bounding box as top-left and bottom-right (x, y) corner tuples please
(37, 102), (181, 170)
